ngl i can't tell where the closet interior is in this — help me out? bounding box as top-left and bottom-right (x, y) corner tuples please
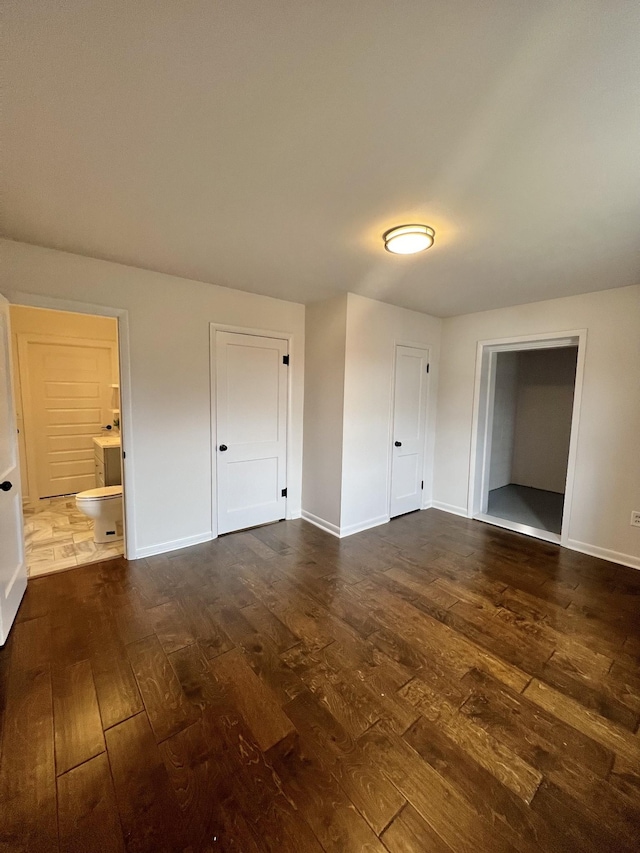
(486, 345), (578, 538)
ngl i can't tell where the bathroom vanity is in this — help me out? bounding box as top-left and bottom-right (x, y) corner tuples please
(93, 435), (122, 487)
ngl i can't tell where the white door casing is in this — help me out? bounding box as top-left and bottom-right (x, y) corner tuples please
(0, 295), (27, 645)
(468, 330), (587, 545)
(390, 345), (429, 519)
(6, 293), (134, 559)
(215, 331), (288, 535)
(18, 335), (116, 499)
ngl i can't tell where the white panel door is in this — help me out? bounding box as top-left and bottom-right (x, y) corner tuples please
(216, 331), (288, 535)
(0, 295), (27, 645)
(390, 345), (429, 518)
(20, 338), (114, 498)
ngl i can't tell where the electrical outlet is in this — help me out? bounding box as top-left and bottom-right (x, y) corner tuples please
(631, 511), (640, 528)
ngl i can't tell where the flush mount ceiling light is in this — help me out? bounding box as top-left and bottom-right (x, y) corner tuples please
(383, 224), (435, 255)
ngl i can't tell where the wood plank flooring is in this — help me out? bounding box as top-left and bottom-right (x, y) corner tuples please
(1, 509), (639, 852)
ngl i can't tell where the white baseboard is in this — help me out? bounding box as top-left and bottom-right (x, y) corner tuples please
(565, 539), (640, 571)
(129, 520), (640, 573)
(302, 509), (391, 538)
(431, 505), (640, 571)
(301, 510), (341, 538)
(287, 509), (302, 520)
(134, 531), (213, 559)
(431, 500), (469, 518)
(340, 514), (389, 538)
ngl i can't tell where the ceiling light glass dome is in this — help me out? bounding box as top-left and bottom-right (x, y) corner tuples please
(383, 224), (435, 254)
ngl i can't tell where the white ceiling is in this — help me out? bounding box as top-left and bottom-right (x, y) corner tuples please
(3, 1), (639, 316)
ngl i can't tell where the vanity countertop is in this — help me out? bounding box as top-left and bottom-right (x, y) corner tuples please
(93, 434), (121, 449)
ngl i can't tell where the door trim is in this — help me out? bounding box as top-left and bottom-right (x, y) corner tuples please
(0, 293), (27, 644)
(209, 323), (296, 539)
(387, 341), (432, 519)
(7, 292), (135, 558)
(468, 329), (587, 547)
(16, 333), (118, 501)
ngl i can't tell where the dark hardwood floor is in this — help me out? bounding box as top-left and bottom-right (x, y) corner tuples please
(1, 509), (639, 852)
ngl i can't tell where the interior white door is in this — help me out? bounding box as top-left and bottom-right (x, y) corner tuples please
(20, 338), (114, 498)
(215, 331), (288, 535)
(390, 345), (429, 518)
(0, 295), (27, 645)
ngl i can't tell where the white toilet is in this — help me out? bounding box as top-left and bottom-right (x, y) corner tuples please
(75, 486), (123, 544)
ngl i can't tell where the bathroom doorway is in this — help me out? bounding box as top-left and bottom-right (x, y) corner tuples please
(10, 305), (126, 576)
(469, 331), (585, 544)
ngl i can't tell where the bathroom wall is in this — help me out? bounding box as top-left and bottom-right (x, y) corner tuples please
(1, 239), (305, 558)
(9, 305), (118, 501)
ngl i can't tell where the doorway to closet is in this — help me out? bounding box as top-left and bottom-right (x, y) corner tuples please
(469, 332), (585, 544)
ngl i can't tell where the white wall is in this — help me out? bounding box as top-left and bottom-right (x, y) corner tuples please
(340, 294), (441, 535)
(1, 239), (305, 558)
(301, 295), (347, 532)
(488, 351), (518, 491)
(434, 285), (640, 568)
(301, 292), (441, 537)
(9, 305), (119, 501)
(5, 240), (637, 570)
(511, 347), (577, 493)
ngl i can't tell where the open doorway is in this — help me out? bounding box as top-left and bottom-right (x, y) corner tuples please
(10, 305), (125, 576)
(469, 331), (585, 544)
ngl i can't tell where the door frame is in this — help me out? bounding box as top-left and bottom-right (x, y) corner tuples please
(7, 292), (136, 558)
(209, 323), (295, 539)
(16, 332), (119, 501)
(468, 329), (587, 545)
(387, 341), (432, 519)
(0, 294), (27, 644)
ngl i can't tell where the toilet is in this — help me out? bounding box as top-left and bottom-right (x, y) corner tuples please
(75, 486), (123, 544)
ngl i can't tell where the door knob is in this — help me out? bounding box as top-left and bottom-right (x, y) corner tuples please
(0, 481), (12, 492)
(219, 445), (228, 452)
(394, 441), (402, 447)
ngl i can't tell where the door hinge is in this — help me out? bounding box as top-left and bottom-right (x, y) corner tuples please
(426, 363), (430, 373)
(283, 355), (289, 365)
(123, 451), (126, 459)
(421, 480), (424, 490)
(281, 488), (287, 497)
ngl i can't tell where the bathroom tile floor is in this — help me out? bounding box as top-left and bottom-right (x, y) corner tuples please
(23, 496), (124, 578)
